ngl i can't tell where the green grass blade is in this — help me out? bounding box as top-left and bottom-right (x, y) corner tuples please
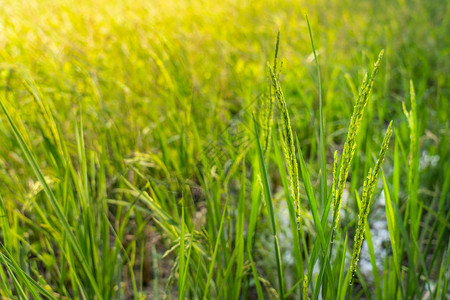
(391, 201), (420, 298)
(232, 163), (246, 300)
(295, 136), (326, 249)
(202, 197), (228, 299)
(252, 114), (284, 299)
(306, 14), (327, 209)
(336, 234), (348, 300)
(382, 172), (403, 297)
(247, 242), (264, 300)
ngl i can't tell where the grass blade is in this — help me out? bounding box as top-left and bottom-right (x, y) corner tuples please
(253, 114), (284, 299)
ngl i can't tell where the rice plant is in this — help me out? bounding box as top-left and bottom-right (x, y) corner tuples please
(332, 50), (384, 234)
(268, 39), (302, 230)
(349, 121), (393, 284)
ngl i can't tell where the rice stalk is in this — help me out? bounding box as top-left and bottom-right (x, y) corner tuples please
(349, 121), (393, 284)
(332, 50), (384, 232)
(268, 35), (301, 229)
(261, 32), (279, 158)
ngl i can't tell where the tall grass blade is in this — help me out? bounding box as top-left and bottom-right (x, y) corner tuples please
(253, 114), (284, 299)
(306, 14), (327, 209)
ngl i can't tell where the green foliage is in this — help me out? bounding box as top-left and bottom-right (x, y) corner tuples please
(0, 0), (448, 299)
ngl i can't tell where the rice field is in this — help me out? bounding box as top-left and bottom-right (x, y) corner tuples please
(0, 0), (448, 299)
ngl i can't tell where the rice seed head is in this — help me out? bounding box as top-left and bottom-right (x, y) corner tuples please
(269, 64), (301, 228)
(261, 32), (280, 157)
(259, 33), (281, 159)
(261, 73), (275, 158)
(303, 274), (310, 300)
(349, 121), (393, 285)
(332, 50), (384, 232)
(273, 31), (280, 74)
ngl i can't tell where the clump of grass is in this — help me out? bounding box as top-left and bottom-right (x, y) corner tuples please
(332, 50), (384, 232)
(349, 121), (393, 284)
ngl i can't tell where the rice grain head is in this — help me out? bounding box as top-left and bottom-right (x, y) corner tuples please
(269, 64), (301, 229)
(349, 121), (393, 285)
(332, 50), (384, 232)
(268, 33), (301, 229)
(303, 274), (310, 300)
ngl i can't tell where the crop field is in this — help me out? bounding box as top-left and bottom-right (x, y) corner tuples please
(0, 0), (448, 299)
